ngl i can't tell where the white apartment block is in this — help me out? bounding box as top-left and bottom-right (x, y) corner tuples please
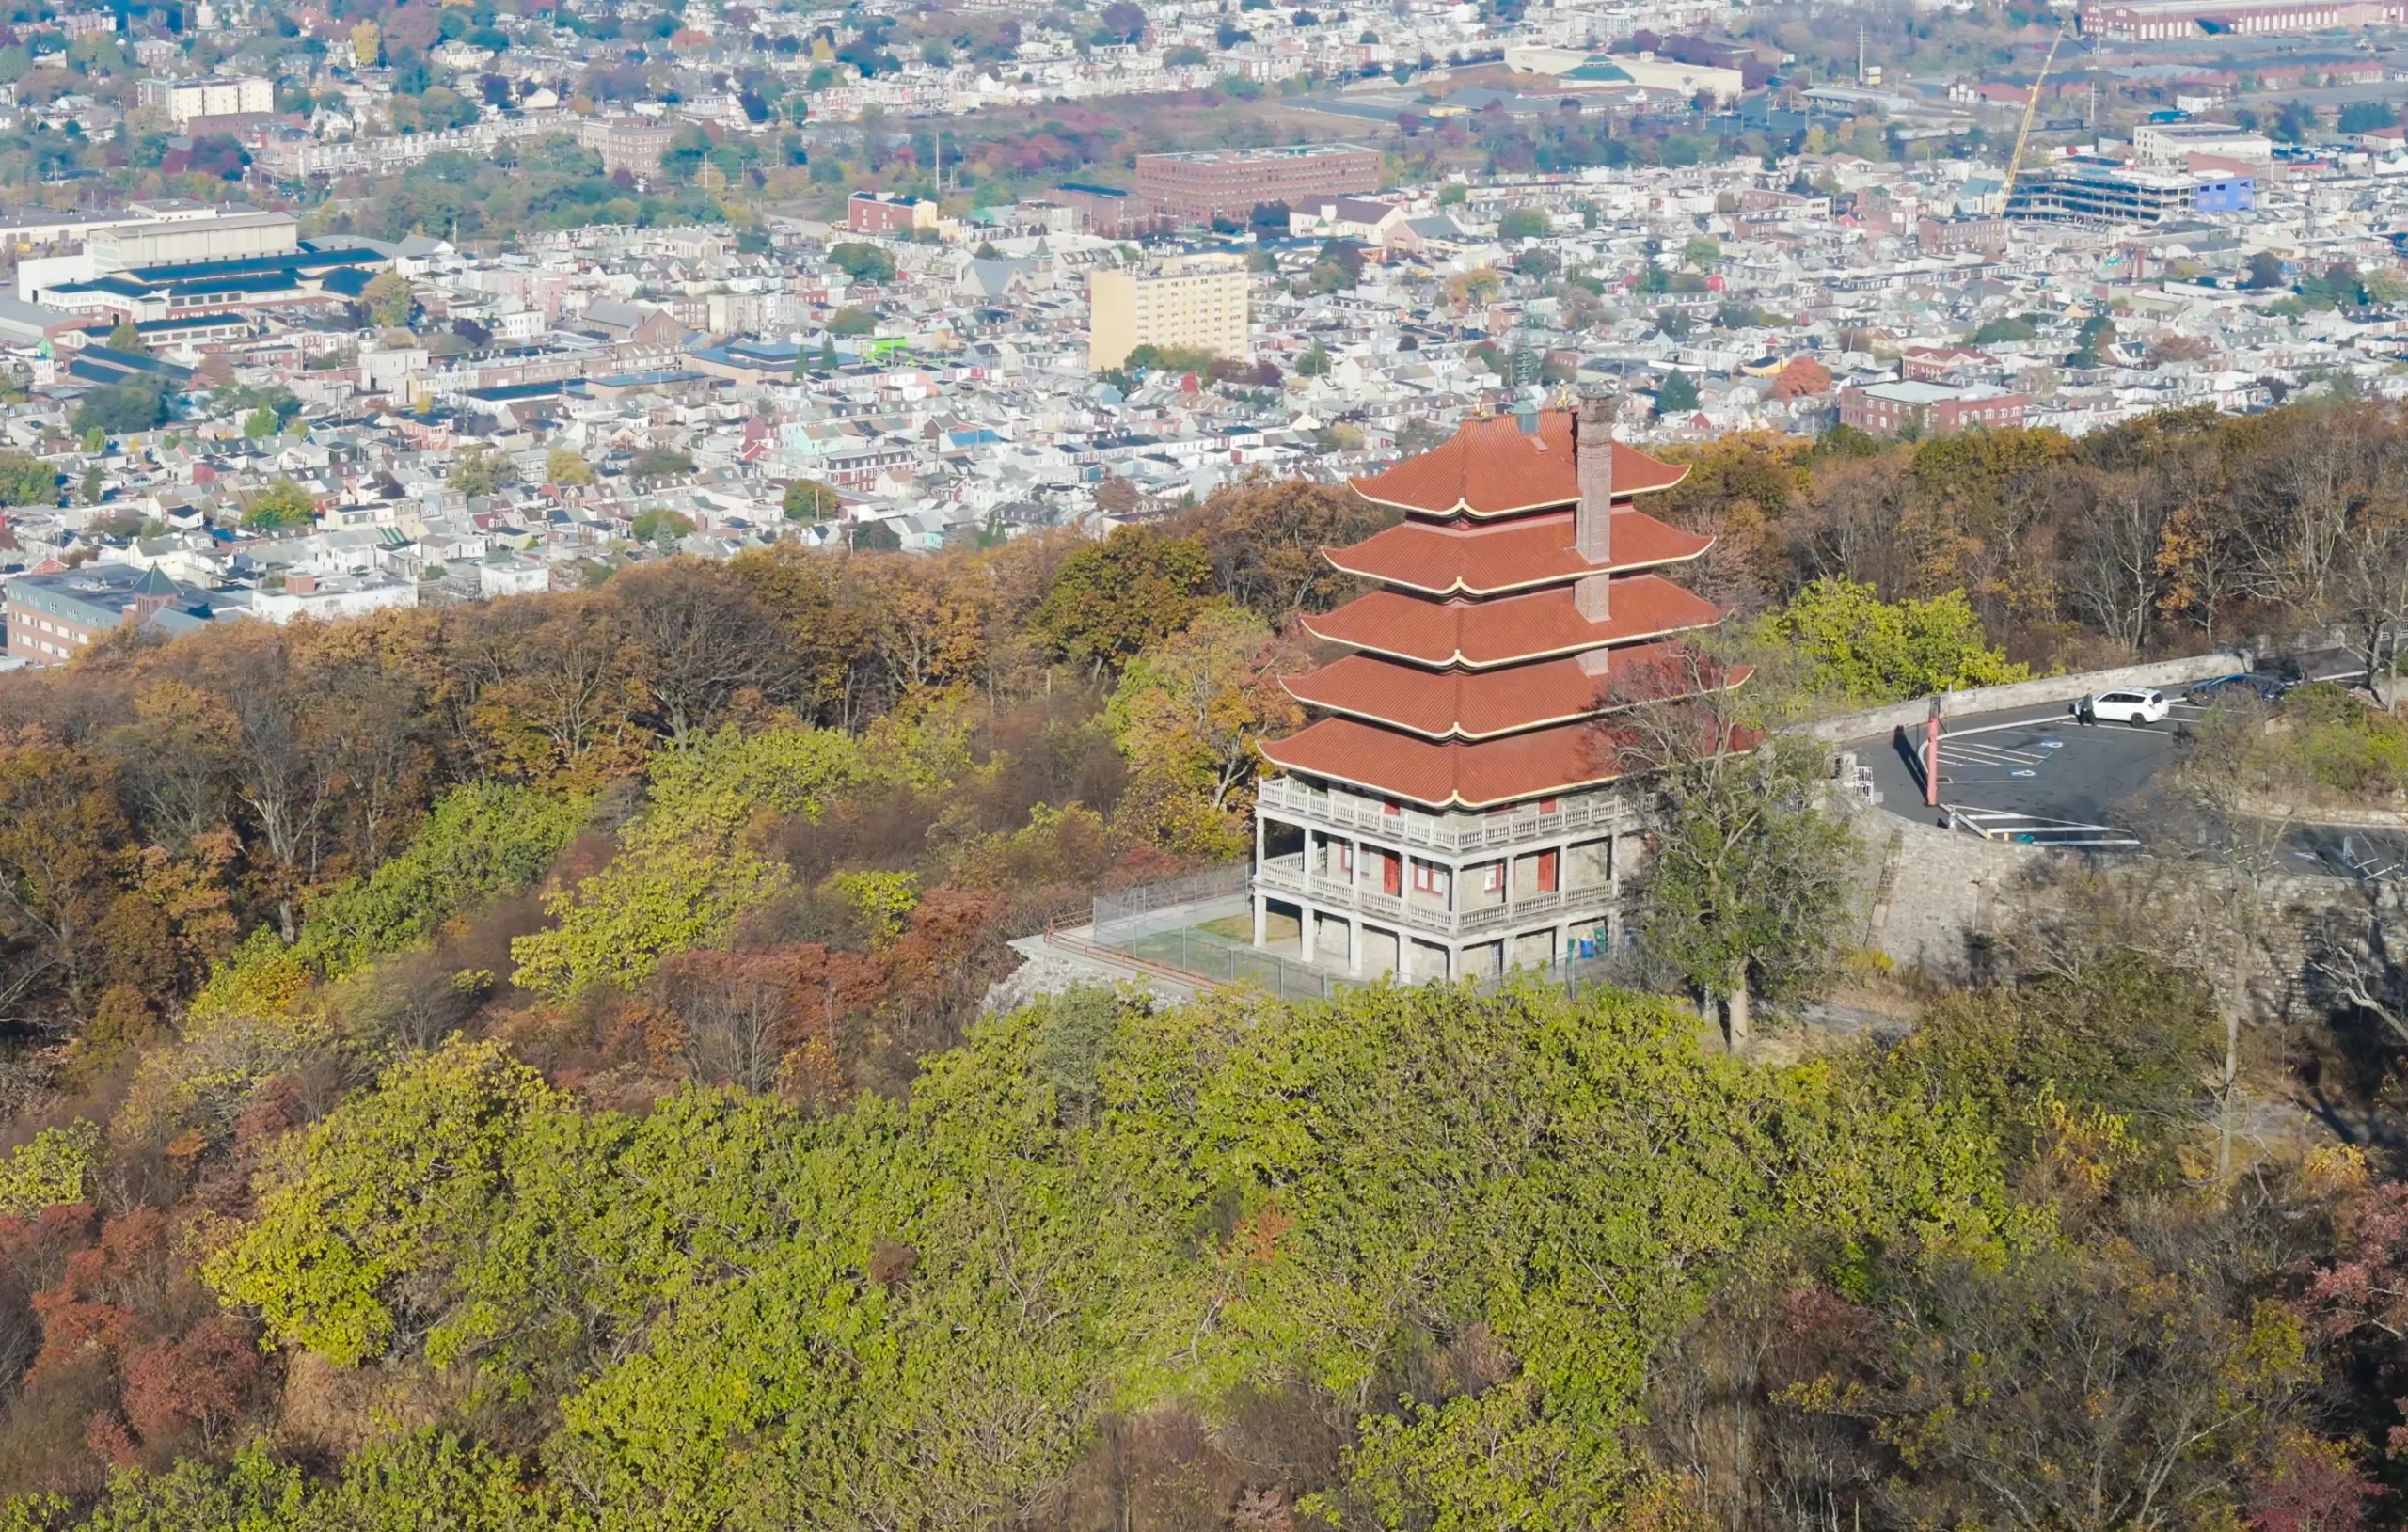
(137, 74), (274, 126)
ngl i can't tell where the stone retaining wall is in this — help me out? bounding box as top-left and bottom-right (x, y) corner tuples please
(1795, 650), (2250, 745)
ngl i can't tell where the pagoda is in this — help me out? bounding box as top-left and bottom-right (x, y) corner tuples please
(1250, 397), (1743, 983)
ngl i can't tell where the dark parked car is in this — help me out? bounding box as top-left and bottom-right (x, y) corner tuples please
(2186, 672), (2291, 703)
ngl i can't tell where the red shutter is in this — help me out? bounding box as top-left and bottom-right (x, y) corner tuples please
(1382, 852), (1401, 896)
(1537, 850), (1559, 892)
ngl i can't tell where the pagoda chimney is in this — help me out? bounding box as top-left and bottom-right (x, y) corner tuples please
(1574, 393), (1614, 624)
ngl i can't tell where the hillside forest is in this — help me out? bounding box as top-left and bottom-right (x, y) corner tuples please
(8, 400), (2408, 1527)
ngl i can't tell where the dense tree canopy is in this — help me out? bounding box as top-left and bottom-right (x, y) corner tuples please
(4, 408), (2408, 1527)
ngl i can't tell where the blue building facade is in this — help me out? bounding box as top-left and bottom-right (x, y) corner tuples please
(2194, 175), (2256, 213)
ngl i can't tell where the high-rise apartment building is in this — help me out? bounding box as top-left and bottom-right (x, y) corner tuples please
(136, 74), (273, 126)
(1133, 143), (1381, 224)
(1088, 255), (1249, 370)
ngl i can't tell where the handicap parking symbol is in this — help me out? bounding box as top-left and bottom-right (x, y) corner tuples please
(2038, 740), (2065, 750)
(2011, 768), (2036, 777)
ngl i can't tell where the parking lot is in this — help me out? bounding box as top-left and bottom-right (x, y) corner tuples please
(1857, 696), (2197, 851)
(1852, 669), (2408, 881)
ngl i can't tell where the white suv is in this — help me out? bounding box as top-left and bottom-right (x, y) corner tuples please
(2087, 688), (2169, 726)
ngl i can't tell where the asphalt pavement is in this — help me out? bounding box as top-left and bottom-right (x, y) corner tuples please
(1858, 696), (2194, 849)
(1851, 663), (2408, 881)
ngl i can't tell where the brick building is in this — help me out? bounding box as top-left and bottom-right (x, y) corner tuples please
(1840, 380), (2030, 435)
(847, 192), (937, 236)
(575, 117), (675, 177)
(1133, 143), (1381, 224)
(3, 564), (220, 665)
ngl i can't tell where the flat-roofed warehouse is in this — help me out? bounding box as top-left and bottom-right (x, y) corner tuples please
(88, 210), (297, 273)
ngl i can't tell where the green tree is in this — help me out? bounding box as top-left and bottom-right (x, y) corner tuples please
(1030, 525), (1215, 677)
(826, 306), (878, 337)
(1636, 735), (1856, 1052)
(449, 442), (508, 498)
(1497, 205), (1549, 240)
(631, 508), (696, 545)
(628, 448), (695, 480)
(203, 1037), (559, 1367)
(2069, 312), (2118, 367)
(2341, 99), (2396, 133)
(362, 270), (416, 328)
(828, 242), (897, 283)
(241, 479), (318, 532)
(73, 384), (169, 435)
(783, 478), (838, 520)
(104, 318), (147, 354)
(244, 404), (280, 439)
(0, 450), (60, 506)
(0, 1120), (100, 1217)
(1765, 576), (2028, 703)
(547, 445), (595, 485)
(1656, 370), (1700, 413)
(508, 727), (863, 999)
(525, 980), (2005, 1528)
(266, 782), (590, 990)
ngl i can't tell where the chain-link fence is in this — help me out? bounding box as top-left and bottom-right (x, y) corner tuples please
(1085, 863), (1350, 1002)
(1090, 864), (1253, 945)
(1083, 863), (1640, 1004)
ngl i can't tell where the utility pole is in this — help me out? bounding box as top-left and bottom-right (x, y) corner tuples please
(1857, 24), (1866, 86)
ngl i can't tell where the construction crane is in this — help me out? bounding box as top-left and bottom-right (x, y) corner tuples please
(1993, 27), (2067, 217)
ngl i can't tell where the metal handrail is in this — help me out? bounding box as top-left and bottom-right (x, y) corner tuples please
(1255, 856), (1589, 939)
(1257, 776), (1625, 854)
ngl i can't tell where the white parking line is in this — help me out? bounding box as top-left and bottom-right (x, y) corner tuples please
(1940, 742), (2047, 764)
(1913, 670), (2372, 747)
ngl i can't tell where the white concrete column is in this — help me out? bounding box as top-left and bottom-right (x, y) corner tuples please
(1347, 913), (1363, 977)
(1252, 891), (1267, 948)
(1300, 902), (1317, 964)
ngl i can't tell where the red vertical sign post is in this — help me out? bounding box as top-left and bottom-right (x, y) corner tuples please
(1924, 698), (1942, 809)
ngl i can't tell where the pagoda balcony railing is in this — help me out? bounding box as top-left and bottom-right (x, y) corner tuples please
(1258, 776), (1629, 855)
(1255, 851), (1592, 940)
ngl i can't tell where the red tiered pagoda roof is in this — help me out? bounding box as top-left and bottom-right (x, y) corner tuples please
(1259, 406), (1744, 811)
(1300, 576), (1719, 668)
(1323, 509), (1712, 596)
(1262, 715), (1655, 808)
(1286, 641), (1728, 742)
(1348, 412), (1689, 517)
